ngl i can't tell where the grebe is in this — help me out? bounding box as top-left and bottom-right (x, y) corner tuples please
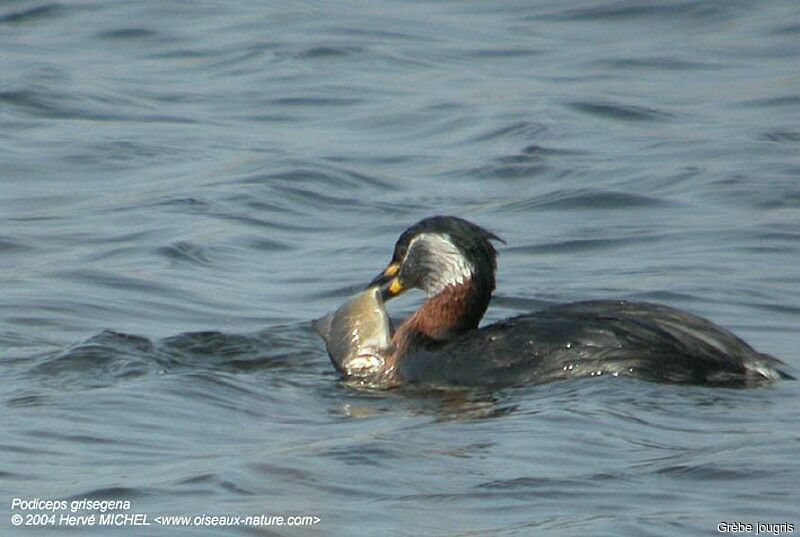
(324, 216), (792, 387)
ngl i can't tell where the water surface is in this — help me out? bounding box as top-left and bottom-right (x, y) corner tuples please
(2, 1), (799, 535)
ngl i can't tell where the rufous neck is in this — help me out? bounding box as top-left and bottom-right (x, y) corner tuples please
(392, 277), (491, 353)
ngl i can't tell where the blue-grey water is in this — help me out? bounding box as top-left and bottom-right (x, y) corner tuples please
(2, 1), (799, 536)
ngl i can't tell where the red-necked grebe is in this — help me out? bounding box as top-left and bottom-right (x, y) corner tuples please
(328, 216), (793, 387)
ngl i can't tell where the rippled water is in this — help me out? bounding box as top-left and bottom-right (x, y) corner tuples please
(2, 1), (799, 535)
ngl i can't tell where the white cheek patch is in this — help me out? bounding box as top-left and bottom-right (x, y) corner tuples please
(405, 233), (475, 295)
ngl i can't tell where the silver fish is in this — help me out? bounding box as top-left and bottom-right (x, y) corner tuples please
(312, 286), (392, 377)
